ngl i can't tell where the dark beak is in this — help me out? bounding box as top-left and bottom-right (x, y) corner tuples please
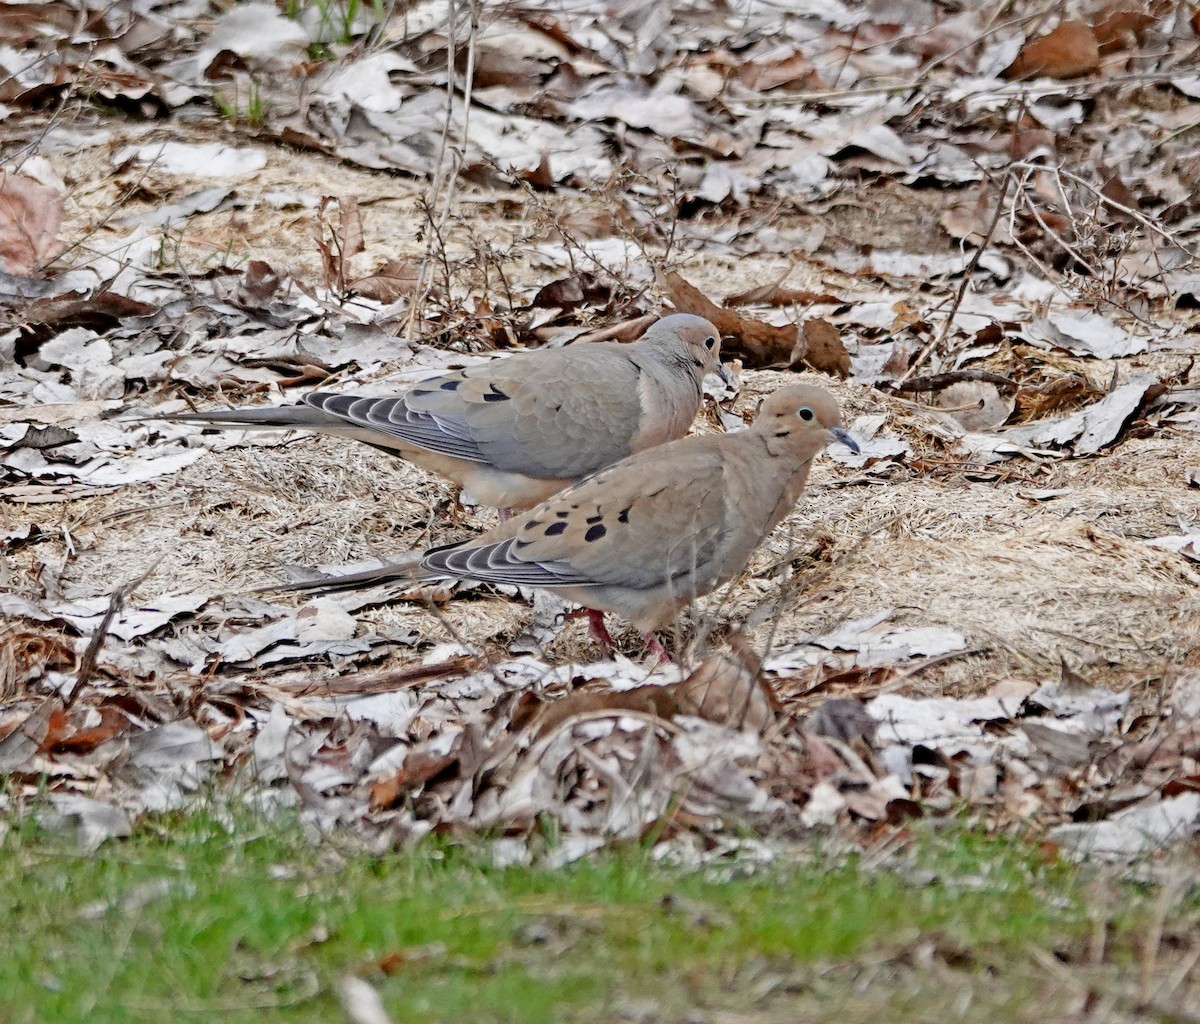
(831, 427), (860, 454)
(715, 362), (734, 387)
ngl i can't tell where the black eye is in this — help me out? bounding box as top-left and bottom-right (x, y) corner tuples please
(798, 407), (815, 421)
(704, 336), (717, 350)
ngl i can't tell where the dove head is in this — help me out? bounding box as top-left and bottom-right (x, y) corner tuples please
(640, 313), (731, 386)
(754, 385), (859, 459)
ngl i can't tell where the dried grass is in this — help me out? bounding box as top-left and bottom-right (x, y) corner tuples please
(5, 160), (1196, 700)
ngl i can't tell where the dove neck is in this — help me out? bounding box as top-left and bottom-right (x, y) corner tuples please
(630, 350), (705, 446)
(722, 429), (817, 539)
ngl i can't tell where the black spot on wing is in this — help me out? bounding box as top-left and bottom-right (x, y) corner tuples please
(440, 380), (461, 391)
(586, 513), (602, 524)
(617, 506), (631, 524)
(555, 510), (569, 519)
(524, 520), (542, 531)
(585, 524), (606, 542)
(482, 384), (510, 403)
(544, 521), (568, 536)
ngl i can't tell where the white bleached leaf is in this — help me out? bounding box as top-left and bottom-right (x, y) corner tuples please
(196, 2), (308, 71)
(71, 447), (209, 486)
(38, 795), (131, 851)
(116, 142), (268, 178)
(1026, 313), (1148, 359)
(1048, 793), (1200, 860)
(1033, 380), (1153, 455)
(766, 613), (966, 671)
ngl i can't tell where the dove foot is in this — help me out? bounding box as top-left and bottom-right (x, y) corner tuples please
(563, 607), (617, 649)
(641, 632), (673, 665)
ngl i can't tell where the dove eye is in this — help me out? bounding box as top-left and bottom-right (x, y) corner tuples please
(704, 336), (717, 350)
(798, 407), (815, 421)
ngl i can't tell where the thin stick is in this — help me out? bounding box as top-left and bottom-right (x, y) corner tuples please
(897, 168), (1011, 384)
(65, 558), (162, 707)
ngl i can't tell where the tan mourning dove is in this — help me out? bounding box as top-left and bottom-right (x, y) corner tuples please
(277, 384), (857, 654)
(156, 314), (729, 512)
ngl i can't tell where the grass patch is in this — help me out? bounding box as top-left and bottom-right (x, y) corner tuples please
(1, 811), (1194, 1023)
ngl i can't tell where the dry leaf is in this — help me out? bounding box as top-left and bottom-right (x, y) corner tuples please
(791, 319), (851, 378)
(675, 647), (777, 733)
(353, 259), (420, 303)
(933, 381), (1015, 431)
(737, 51), (822, 92)
(0, 172), (64, 276)
(659, 270), (797, 367)
(531, 272), (612, 311)
(1092, 9), (1156, 53)
(725, 285), (843, 307)
(1004, 21), (1101, 80)
(533, 686), (680, 738)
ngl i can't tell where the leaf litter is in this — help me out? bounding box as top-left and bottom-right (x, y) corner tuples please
(0, 0), (1198, 866)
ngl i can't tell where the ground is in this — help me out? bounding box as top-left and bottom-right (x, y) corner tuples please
(2, 1), (1200, 1021)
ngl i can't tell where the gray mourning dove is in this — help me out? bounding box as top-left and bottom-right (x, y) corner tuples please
(155, 314), (729, 513)
(276, 384), (857, 655)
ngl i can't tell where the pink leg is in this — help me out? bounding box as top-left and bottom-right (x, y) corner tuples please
(563, 607), (616, 649)
(586, 609), (616, 649)
(499, 507), (513, 521)
(641, 632), (672, 665)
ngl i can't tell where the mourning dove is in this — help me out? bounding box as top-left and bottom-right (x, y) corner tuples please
(155, 314), (729, 512)
(276, 384), (857, 651)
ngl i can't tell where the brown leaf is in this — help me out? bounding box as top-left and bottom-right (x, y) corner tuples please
(353, 259), (420, 303)
(533, 686), (681, 738)
(555, 209), (618, 240)
(316, 196), (365, 291)
(531, 272), (612, 311)
(1092, 9), (1156, 53)
(46, 705), (129, 755)
(940, 184), (1016, 246)
(674, 646), (777, 733)
(0, 172), (64, 277)
(737, 51), (822, 92)
(658, 270), (797, 367)
(516, 151), (555, 190)
(236, 260), (284, 307)
(23, 291), (157, 344)
(1003, 21), (1100, 80)
(1014, 373), (1091, 420)
(791, 319), (851, 378)
(725, 285), (843, 307)
(0, 3), (78, 45)
(370, 749), (460, 809)
(1131, 723), (1200, 769)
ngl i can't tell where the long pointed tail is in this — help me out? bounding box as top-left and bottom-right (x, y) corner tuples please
(140, 405), (340, 430)
(260, 551), (432, 594)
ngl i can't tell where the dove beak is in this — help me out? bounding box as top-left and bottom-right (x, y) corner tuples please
(831, 427), (860, 454)
(716, 362), (734, 386)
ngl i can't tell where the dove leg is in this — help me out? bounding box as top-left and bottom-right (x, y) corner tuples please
(585, 609), (617, 648)
(641, 632), (672, 665)
(563, 607), (617, 649)
(498, 508), (513, 521)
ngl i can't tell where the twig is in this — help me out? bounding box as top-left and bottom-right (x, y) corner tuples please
(892, 369), (1017, 393)
(1012, 160), (1199, 261)
(65, 559), (161, 706)
(897, 167), (1011, 384)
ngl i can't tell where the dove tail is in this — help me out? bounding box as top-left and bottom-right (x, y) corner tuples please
(258, 552), (432, 594)
(141, 406), (337, 430)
